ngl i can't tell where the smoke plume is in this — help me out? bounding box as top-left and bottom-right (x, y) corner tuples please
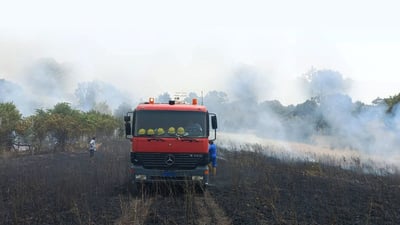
(2, 61), (399, 173)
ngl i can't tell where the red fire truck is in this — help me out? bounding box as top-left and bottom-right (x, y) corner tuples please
(124, 97), (218, 193)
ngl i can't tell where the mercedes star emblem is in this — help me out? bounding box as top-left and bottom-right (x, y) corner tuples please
(165, 154), (175, 166)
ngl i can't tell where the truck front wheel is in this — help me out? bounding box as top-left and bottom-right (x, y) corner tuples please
(195, 183), (207, 194)
(128, 181), (143, 197)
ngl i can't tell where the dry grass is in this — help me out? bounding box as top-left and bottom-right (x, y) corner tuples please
(0, 140), (131, 225)
(211, 145), (400, 225)
(219, 132), (400, 175)
(1, 139), (400, 224)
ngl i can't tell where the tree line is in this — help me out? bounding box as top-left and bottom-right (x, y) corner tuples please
(1, 90), (400, 153)
(0, 102), (121, 152)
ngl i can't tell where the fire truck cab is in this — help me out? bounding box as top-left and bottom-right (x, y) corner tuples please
(124, 97), (218, 193)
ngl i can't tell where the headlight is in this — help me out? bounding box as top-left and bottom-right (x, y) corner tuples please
(135, 175), (147, 180)
(192, 176), (204, 181)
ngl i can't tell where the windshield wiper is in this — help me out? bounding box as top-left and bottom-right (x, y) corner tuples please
(147, 137), (166, 142)
(179, 137), (200, 142)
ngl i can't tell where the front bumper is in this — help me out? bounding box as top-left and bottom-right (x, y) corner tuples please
(130, 164), (209, 184)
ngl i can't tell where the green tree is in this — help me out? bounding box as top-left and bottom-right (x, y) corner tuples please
(47, 102), (82, 151)
(85, 110), (120, 139)
(384, 93), (400, 113)
(15, 116), (34, 145)
(31, 109), (50, 151)
(0, 102), (22, 150)
(93, 101), (112, 115)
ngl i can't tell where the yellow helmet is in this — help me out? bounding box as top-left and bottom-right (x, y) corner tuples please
(157, 128), (165, 135)
(177, 127), (185, 135)
(138, 128), (146, 135)
(168, 127), (176, 135)
(147, 128), (155, 135)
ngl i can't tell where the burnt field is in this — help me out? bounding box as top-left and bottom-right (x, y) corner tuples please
(1, 139), (400, 225)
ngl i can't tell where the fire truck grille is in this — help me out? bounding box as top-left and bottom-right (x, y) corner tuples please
(133, 153), (208, 169)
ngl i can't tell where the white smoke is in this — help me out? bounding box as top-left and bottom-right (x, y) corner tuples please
(0, 79), (34, 115)
(1, 58), (135, 116)
(74, 80), (133, 113)
(214, 67), (400, 174)
(2, 59), (400, 173)
(301, 69), (352, 98)
(227, 65), (271, 103)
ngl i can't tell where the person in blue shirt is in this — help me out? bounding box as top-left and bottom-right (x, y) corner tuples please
(208, 140), (217, 176)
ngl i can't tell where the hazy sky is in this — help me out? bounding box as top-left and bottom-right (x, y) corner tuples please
(1, 0), (400, 105)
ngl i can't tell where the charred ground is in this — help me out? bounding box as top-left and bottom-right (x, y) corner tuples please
(1, 140), (399, 225)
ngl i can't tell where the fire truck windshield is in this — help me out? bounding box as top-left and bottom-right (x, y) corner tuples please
(134, 111), (207, 137)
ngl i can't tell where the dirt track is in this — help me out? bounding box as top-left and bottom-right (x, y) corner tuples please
(1, 140), (400, 224)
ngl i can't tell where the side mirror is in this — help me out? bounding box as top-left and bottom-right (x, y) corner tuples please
(125, 122), (132, 136)
(124, 112), (134, 138)
(211, 115), (218, 129)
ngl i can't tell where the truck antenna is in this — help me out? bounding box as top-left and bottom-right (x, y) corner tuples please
(201, 91), (204, 105)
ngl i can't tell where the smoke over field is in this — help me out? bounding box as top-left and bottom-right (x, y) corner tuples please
(1, 61), (399, 172)
(2, 61), (400, 224)
(219, 132), (400, 175)
(0, 58), (133, 116)
(216, 68), (400, 174)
